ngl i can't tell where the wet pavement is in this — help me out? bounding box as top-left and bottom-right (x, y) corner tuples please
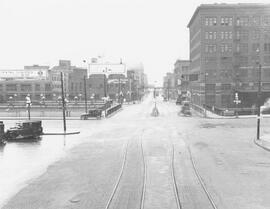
(0, 120), (98, 207)
(2, 95), (270, 208)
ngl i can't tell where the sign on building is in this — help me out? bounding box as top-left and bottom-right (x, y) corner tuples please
(88, 63), (126, 76)
(0, 69), (48, 80)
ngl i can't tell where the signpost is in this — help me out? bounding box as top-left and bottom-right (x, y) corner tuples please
(233, 92), (241, 118)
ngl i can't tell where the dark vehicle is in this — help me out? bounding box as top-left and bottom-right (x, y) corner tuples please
(80, 109), (102, 120)
(176, 97), (182, 105)
(181, 101), (191, 116)
(176, 95), (187, 105)
(5, 120), (43, 141)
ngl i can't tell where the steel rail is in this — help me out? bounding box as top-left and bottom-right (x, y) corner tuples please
(140, 130), (147, 209)
(170, 143), (182, 209)
(104, 140), (129, 209)
(188, 146), (218, 209)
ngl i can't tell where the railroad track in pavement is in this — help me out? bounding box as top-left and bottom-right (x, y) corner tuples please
(104, 130), (218, 209)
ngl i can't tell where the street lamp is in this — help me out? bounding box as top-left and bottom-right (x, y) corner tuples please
(204, 72), (208, 117)
(25, 95), (31, 120)
(74, 96), (78, 105)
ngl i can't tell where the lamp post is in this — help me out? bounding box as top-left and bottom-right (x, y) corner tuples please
(25, 94), (31, 120)
(83, 75), (88, 113)
(204, 72), (208, 117)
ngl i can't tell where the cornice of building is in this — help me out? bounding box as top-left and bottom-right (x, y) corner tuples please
(188, 3), (270, 28)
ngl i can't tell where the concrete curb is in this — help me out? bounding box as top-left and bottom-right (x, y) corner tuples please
(253, 138), (270, 152)
(192, 108), (270, 119)
(43, 131), (80, 135)
(0, 117), (81, 120)
(105, 108), (123, 118)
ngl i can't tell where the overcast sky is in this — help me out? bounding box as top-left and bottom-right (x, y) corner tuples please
(0, 0), (269, 85)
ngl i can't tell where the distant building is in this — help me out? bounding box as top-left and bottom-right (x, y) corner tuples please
(188, 3), (270, 108)
(163, 72), (176, 99)
(0, 65), (52, 102)
(174, 60), (190, 96)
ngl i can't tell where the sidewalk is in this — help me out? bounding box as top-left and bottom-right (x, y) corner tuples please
(192, 106), (270, 119)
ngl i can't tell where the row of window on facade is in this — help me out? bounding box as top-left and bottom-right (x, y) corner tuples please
(0, 84), (51, 92)
(204, 16), (270, 27)
(202, 83), (270, 93)
(205, 30), (270, 40)
(205, 43), (270, 53)
(205, 55), (270, 65)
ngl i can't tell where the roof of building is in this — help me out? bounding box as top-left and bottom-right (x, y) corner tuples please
(187, 3), (270, 28)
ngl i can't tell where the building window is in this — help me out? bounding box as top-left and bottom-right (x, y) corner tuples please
(252, 30), (260, 40)
(221, 84), (231, 91)
(204, 56), (217, 64)
(263, 16), (270, 26)
(6, 84), (17, 91)
(205, 44), (217, 53)
(35, 84), (40, 91)
(264, 43), (270, 53)
(236, 30), (249, 40)
(45, 84), (51, 91)
(221, 44), (232, 53)
(239, 56), (249, 67)
(252, 43), (260, 52)
(221, 17), (233, 26)
(21, 84), (32, 92)
(236, 16), (249, 26)
(205, 17), (217, 26)
(205, 31), (217, 40)
(251, 16), (261, 26)
(236, 43), (248, 53)
(221, 31), (233, 40)
(264, 56), (270, 64)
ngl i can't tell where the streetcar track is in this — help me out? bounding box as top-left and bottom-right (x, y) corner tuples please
(140, 130), (146, 209)
(170, 142), (182, 209)
(104, 139), (129, 209)
(187, 146), (218, 209)
(105, 130), (146, 209)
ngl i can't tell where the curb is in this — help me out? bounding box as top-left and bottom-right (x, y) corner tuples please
(106, 108), (123, 118)
(253, 138), (270, 152)
(43, 131), (80, 136)
(0, 117), (81, 120)
(192, 109), (270, 119)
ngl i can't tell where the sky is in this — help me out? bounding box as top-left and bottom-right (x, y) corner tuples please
(0, 0), (269, 85)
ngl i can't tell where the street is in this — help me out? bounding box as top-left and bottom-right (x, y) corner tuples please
(2, 94), (270, 209)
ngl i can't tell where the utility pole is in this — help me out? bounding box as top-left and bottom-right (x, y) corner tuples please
(84, 75), (88, 113)
(118, 76), (121, 103)
(257, 63), (262, 140)
(103, 74), (107, 97)
(60, 72), (66, 133)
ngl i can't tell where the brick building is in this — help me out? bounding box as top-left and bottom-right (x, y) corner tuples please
(0, 65), (52, 102)
(174, 60), (190, 96)
(188, 3), (270, 108)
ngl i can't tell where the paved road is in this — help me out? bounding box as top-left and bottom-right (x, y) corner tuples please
(3, 94), (270, 208)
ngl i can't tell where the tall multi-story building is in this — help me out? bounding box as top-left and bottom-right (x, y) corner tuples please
(188, 3), (270, 109)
